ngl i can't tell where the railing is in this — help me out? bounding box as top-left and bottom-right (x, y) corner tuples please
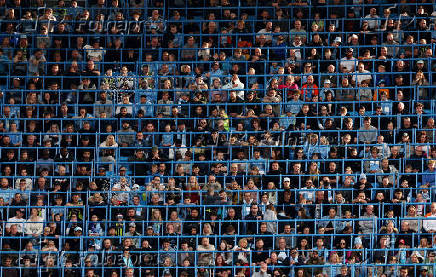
(1, 212), (436, 242)
(1, 216), (436, 276)
(0, 258), (435, 277)
(1, 1), (436, 275)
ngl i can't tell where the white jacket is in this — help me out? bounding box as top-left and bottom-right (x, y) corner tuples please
(24, 216), (44, 235)
(222, 78), (245, 99)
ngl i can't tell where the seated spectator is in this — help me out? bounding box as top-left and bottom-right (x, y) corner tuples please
(359, 117), (378, 144)
(423, 202), (436, 233)
(422, 160), (436, 188)
(24, 208), (44, 236)
(197, 237), (216, 266)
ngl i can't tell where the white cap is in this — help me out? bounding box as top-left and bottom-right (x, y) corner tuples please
(354, 237), (362, 245)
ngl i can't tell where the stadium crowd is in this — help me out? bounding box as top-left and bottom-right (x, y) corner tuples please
(0, 0), (436, 276)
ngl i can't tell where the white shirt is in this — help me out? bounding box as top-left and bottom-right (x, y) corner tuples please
(364, 14), (380, 30)
(15, 178), (33, 191)
(340, 57), (358, 72)
(168, 144), (187, 160)
(6, 216), (26, 233)
(83, 45), (106, 61)
(351, 70), (372, 85)
(423, 213), (436, 232)
(112, 182), (131, 203)
(222, 79), (245, 99)
(24, 216), (44, 235)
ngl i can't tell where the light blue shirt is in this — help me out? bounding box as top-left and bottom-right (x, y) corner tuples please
(8, 132), (22, 145)
(304, 142), (320, 158)
(280, 114), (294, 129)
(161, 133), (174, 146)
(380, 101), (392, 115)
(0, 188), (13, 204)
(286, 99), (303, 114)
(140, 99), (155, 117)
(251, 158), (266, 174)
(209, 69), (224, 83)
(369, 160), (380, 172)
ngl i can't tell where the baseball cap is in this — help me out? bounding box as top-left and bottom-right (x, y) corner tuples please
(399, 239), (405, 244)
(129, 223), (136, 228)
(359, 173), (367, 180)
(354, 237), (362, 245)
(334, 37), (342, 43)
(74, 226), (82, 232)
(324, 79), (331, 84)
(417, 60), (425, 64)
(284, 177), (290, 182)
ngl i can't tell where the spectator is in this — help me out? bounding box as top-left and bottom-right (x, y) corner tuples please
(340, 48), (357, 73)
(24, 208), (44, 236)
(423, 202), (436, 233)
(0, 2), (435, 275)
(422, 160), (436, 187)
(359, 117), (378, 144)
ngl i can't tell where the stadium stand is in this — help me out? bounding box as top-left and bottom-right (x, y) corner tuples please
(1, 0), (436, 276)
